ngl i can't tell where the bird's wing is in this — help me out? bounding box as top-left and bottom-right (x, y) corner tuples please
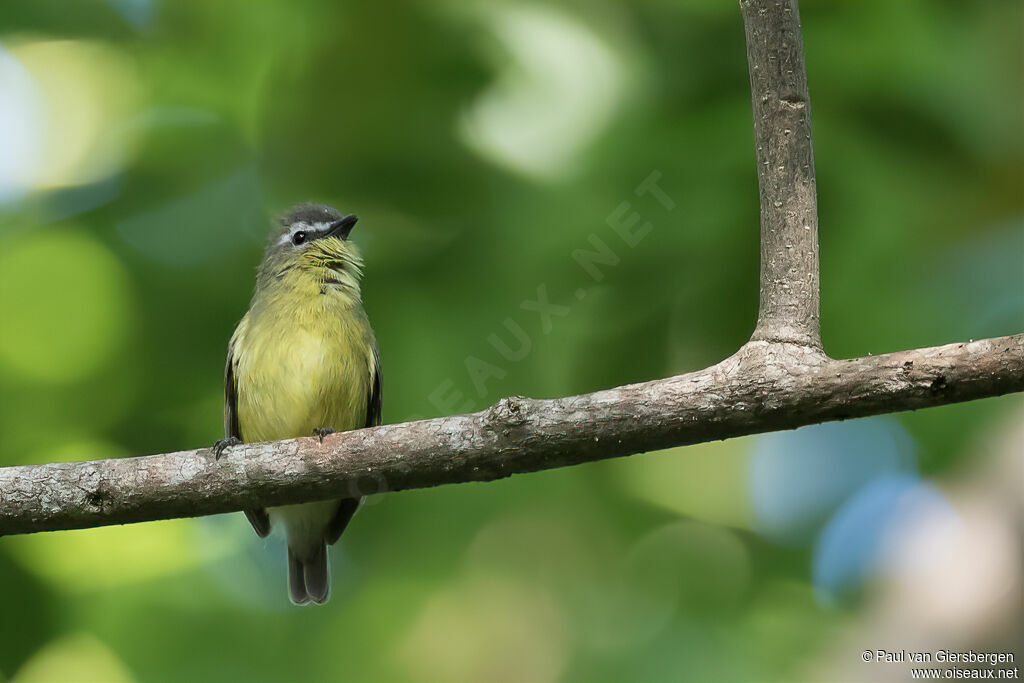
(324, 338), (381, 546)
(365, 338), (382, 429)
(223, 339), (241, 440)
(225, 330), (271, 538)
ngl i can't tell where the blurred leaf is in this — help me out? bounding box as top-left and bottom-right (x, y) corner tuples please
(11, 634), (135, 683)
(0, 228), (133, 384)
(612, 439), (754, 529)
(4, 519), (216, 592)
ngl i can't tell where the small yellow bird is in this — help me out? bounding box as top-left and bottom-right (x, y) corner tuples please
(216, 203), (381, 605)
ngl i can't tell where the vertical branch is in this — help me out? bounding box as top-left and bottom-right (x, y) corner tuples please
(741, 0), (822, 349)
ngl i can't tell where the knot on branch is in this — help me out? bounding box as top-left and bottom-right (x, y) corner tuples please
(485, 395), (531, 432)
(86, 488), (109, 509)
(80, 468), (110, 512)
(80, 479), (109, 509)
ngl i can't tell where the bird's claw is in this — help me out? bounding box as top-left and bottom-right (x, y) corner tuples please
(313, 427), (335, 442)
(213, 436), (241, 460)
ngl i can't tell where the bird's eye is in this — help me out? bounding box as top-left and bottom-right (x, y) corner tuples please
(292, 231), (307, 245)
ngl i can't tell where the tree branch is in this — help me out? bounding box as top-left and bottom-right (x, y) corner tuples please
(742, 0), (821, 347)
(1, 335), (1021, 535)
(1, 1), (1021, 537)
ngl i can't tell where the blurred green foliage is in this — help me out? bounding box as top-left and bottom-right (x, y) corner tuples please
(0, 0), (1021, 681)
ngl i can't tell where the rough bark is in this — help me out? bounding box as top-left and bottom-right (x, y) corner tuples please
(1, 335), (1021, 535)
(0, 0), (1020, 536)
(742, 0), (821, 347)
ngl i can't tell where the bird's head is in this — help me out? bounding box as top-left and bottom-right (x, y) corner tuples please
(257, 203), (364, 296)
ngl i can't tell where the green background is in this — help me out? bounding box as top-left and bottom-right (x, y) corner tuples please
(0, 0), (1021, 681)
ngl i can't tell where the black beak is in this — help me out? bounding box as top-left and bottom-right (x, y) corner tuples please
(326, 214), (358, 240)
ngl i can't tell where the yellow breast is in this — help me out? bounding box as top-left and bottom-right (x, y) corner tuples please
(232, 295), (373, 443)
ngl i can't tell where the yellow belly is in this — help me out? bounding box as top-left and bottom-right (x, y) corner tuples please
(232, 300), (372, 443)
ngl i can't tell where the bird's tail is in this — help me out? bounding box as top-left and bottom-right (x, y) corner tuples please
(288, 542), (330, 605)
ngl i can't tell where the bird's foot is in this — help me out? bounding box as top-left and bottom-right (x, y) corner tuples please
(213, 436), (241, 460)
(312, 427), (335, 442)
